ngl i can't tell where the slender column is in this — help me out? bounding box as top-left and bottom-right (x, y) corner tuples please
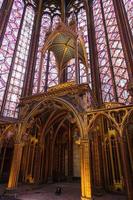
(80, 139), (92, 200)
(24, 144), (31, 182)
(21, 145), (28, 182)
(58, 144), (61, 182)
(61, 0), (65, 23)
(103, 142), (110, 189)
(68, 123), (73, 181)
(84, 0), (102, 105)
(109, 138), (116, 184)
(90, 139), (95, 185)
(75, 36), (80, 84)
(0, 144), (7, 178)
(44, 51), (50, 91)
(0, 141), (2, 154)
(40, 145), (45, 183)
(33, 145), (42, 183)
(115, 139), (122, 182)
(126, 132), (133, 172)
(0, 0), (14, 46)
(47, 135), (53, 183)
(29, 143), (36, 180)
(93, 134), (103, 193)
(112, 0), (133, 79)
(120, 136), (133, 200)
(63, 144), (66, 178)
(22, 0), (43, 96)
(44, 138), (50, 182)
(7, 143), (23, 189)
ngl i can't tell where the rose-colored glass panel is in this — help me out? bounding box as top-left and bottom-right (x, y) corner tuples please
(47, 51), (58, 87)
(93, 0), (115, 102)
(123, 0), (133, 34)
(67, 59), (76, 82)
(0, 0), (24, 110)
(93, 0), (130, 103)
(46, 15), (60, 88)
(33, 14), (51, 93)
(103, 0), (130, 103)
(0, 0), (4, 8)
(77, 8), (90, 85)
(3, 6), (35, 118)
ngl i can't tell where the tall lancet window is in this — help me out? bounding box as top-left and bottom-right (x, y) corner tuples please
(67, 59), (76, 82)
(123, 0), (133, 34)
(47, 15), (60, 88)
(47, 52), (59, 87)
(93, 0), (130, 104)
(77, 7), (90, 84)
(0, 0), (24, 112)
(3, 6), (35, 118)
(33, 7), (60, 93)
(33, 13), (51, 93)
(67, 1), (90, 84)
(0, 0), (4, 9)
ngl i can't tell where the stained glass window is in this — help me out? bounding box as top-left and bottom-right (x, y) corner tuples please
(33, 14), (51, 93)
(77, 7), (90, 84)
(0, 0), (4, 9)
(93, 0), (130, 104)
(123, 0), (133, 34)
(67, 59), (76, 82)
(0, 0), (24, 111)
(79, 62), (87, 83)
(47, 52), (58, 87)
(52, 15), (60, 30)
(67, 3), (90, 84)
(46, 15), (60, 87)
(33, 12), (60, 93)
(3, 6), (35, 118)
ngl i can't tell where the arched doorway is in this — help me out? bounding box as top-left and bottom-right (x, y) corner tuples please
(20, 110), (81, 184)
(89, 115), (125, 194)
(0, 130), (14, 184)
(7, 97), (92, 200)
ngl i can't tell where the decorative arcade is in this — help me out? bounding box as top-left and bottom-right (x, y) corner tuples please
(0, 1), (133, 200)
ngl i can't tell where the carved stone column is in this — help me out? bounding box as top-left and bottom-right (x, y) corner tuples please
(33, 145), (42, 183)
(68, 124), (73, 181)
(93, 134), (103, 194)
(0, 0), (14, 45)
(80, 139), (92, 200)
(120, 137), (133, 200)
(7, 143), (23, 189)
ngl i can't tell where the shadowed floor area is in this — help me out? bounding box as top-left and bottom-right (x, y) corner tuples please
(0, 183), (127, 200)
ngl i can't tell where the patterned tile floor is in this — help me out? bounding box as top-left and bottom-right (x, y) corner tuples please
(0, 183), (127, 200)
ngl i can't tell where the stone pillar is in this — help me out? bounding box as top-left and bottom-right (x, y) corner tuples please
(7, 143), (23, 189)
(68, 124), (73, 181)
(80, 139), (92, 200)
(93, 134), (103, 195)
(33, 145), (42, 183)
(0, 0), (14, 45)
(120, 137), (133, 200)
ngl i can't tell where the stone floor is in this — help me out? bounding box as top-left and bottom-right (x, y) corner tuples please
(0, 183), (127, 200)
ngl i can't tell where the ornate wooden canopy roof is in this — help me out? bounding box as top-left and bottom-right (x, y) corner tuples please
(41, 21), (89, 70)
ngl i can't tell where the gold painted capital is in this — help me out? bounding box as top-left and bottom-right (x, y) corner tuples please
(80, 138), (88, 144)
(14, 142), (24, 147)
(81, 196), (93, 200)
